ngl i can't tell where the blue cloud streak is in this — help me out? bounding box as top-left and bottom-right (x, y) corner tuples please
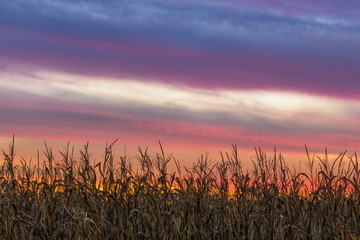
(1, 0), (360, 99)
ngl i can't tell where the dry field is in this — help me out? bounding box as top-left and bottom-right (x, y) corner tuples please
(1, 137), (360, 239)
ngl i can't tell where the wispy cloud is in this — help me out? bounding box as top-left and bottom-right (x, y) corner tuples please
(1, 0), (360, 99)
(1, 70), (360, 152)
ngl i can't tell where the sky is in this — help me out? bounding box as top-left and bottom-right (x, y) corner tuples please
(1, 0), (360, 168)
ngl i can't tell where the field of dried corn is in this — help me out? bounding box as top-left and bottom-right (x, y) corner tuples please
(1, 137), (360, 239)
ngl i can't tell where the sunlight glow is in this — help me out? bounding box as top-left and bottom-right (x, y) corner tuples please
(1, 71), (357, 124)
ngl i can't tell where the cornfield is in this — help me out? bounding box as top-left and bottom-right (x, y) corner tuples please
(1, 137), (360, 239)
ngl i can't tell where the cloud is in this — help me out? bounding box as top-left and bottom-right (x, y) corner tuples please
(2, 0), (360, 49)
(1, 0), (360, 99)
(1, 70), (360, 152)
(2, 1), (360, 155)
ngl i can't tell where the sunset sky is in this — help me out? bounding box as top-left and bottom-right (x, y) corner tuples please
(1, 0), (360, 167)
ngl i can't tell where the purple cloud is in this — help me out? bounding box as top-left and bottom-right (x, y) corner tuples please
(1, 0), (360, 100)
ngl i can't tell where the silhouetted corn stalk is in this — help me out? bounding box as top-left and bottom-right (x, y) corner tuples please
(0, 138), (360, 239)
